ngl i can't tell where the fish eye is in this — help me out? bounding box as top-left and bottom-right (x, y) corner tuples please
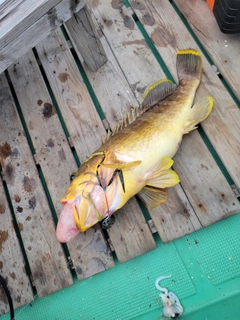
(70, 172), (76, 181)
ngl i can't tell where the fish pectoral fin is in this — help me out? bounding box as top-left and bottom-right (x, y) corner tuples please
(184, 96), (214, 134)
(146, 156), (180, 188)
(141, 79), (177, 108)
(100, 160), (141, 169)
(138, 186), (168, 209)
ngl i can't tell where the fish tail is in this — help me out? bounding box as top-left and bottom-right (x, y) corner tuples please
(176, 49), (202, 82)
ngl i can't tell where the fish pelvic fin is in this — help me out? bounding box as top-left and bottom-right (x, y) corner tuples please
(141, 79), (177, 108)
(145, 156), (180, 189)
(184, 96), (214, 134)
(138, 186), (168, 209)
(176, 49), (202, 82)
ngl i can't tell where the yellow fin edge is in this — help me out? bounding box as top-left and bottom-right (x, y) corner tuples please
(177, 49), (201, 57)
(142, 78), (173, 101)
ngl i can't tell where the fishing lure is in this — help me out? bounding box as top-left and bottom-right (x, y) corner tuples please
(155, 274), (183, 319)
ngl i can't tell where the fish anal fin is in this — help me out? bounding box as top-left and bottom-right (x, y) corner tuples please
(138, 186), (168, 209)
(184, 96), (214, 134)
(141, 79), (176, 108)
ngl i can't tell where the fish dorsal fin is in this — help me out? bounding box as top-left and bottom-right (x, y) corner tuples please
(102, 105), (142, 143)
(138, 186), (168, 209)
(145, 156), (180, 189)
(102, 79), (176, 144)
(141, 79), (177, 108)
(183, 96), (214, 134)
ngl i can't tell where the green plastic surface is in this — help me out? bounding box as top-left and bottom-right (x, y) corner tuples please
(1, 213), (240, 320)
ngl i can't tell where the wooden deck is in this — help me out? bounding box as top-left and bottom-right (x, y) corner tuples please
(0, 0), (240, 315)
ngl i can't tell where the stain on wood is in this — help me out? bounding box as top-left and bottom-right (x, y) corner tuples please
(0, 178), (33, 315)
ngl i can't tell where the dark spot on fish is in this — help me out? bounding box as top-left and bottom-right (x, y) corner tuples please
(161, 218), (165, 223)
(58, 73), (69, 83)
(221, 193), (225, 198)
(0, 204), (5, 214)
(76, 267), (83, 275)
(18, 223), (23, 232)
(198, 203), (203, 208)
(0, 230), (8, 253)
(14, 194), (21, 202)
(16, 295), (21, 303)
(28, 196), (36, 210)
(4, 163), (15, 185)
(58, 148), (66, 161)
(232, 203), (235, 206)
(9, 272), (16, 280)
(0, 142), (11, 159)
(17, 206), (23, 213)
(0, 261), (3, 269)
(23, 176), (37, 193)
(142, 13), (155, 26)
(104, 18), (113, 26)
(111, 0), (123, 9)
(58, 251), (63, 257)
(209, 188), (213, 192)
(42, 102), (55, 118)
(37, 99), (43, 106)
(47, 138), (54, 148)
(192, 185), (197, 190)
(26, 216), (31, 221)
(131, 1), (146, 10)
(28, 246), (32, 251)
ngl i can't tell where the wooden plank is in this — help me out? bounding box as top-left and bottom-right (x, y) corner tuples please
(0, 178), (33, 315)
(150, 185), (201, 243)
(0, 0), (85, 74)
(65, 7), (156, 261)
(0, 73), (73, 297)
(174, 0), (240, 101)
(35, 29), (115, 277)
(88, 0), (240, 238)
(128, 0), (240, 189)
(65, 4), (108, 71)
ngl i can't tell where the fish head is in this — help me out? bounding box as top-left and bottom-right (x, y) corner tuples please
(56, 153), (124, 242)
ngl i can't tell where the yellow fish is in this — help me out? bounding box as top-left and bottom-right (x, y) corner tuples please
(56, 49), (214, 242)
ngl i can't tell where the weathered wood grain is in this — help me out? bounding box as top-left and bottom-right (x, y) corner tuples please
(150, 185), (201, 243)
(88, 0), (240, 236)
(0, 73), (73, 297)
(128, 0), (240, 189)
(174, 0), (240, 101)
(0, 178), (33, 315)
(35, 29), (115, 278)
(65, 4), (108, 71)
(107, 199), (156, 262)
(0, 0), (85, 74)
(66, 7), (156, 262)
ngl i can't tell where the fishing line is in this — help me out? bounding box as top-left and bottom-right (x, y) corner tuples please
(0, 274), (14, 320)
(13, 259), (73, 319)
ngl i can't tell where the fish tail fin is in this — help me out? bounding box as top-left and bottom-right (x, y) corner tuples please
(176, 49), (202, 82)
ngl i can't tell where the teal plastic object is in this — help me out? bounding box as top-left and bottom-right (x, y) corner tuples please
(1, 213), (240, 320)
